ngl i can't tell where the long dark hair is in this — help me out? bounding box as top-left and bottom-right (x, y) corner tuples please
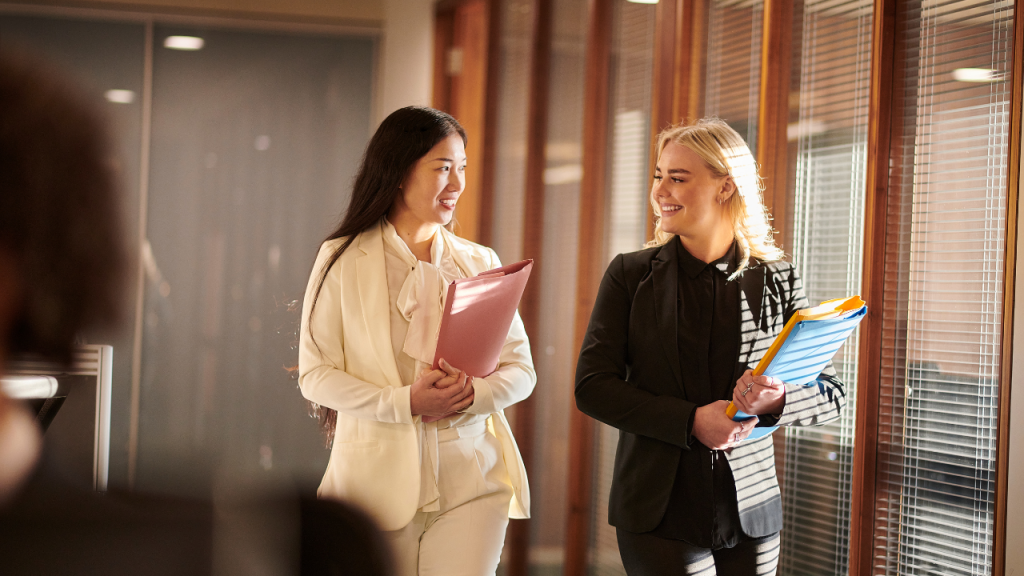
(307, 106), (467, 444)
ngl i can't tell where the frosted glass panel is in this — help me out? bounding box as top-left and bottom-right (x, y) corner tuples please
(138, 25), (374, 494)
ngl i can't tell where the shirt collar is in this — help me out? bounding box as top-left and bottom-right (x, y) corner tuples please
(381, 218), (446, 269)
(675, 238), (738, 279)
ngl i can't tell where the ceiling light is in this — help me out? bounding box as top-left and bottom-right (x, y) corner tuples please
(627, 0), (659, 3)
(543, 164), (583, 185)
(164, 36), (205, 51)
(952, 68), (1003, 83)
(104, 89), (135, 104)
(787, 120), (828, 141)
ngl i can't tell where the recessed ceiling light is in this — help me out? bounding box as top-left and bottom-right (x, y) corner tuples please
(952, 68), (1003, 83)
(104, 89), (135, 104)
(787, 120), (828, 141)
(627, 0), (659, 4)
(164, 36), (205, 51)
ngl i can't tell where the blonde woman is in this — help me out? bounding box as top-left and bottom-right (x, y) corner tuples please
(298, 107), (535, 575)
(574, 118), (846, 575)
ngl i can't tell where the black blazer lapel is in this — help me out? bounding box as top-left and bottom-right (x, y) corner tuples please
(736, 263), (767, 372)
(651, 241), (683, 395)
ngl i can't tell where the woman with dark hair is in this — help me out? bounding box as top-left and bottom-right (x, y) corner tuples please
(298, 106), (536, 576)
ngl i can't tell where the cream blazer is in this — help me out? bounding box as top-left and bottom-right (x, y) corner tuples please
(297, 223), (536, 531)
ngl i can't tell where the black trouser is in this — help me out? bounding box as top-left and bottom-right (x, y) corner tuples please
(616, 529), (780, 576)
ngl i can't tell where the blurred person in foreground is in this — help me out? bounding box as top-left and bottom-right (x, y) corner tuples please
(0, 50), (392, 575)
(574, 119), (847, 575)
(0, 47), (125, 510)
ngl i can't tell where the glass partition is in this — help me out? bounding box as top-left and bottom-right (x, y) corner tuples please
(138, 25), (374, 493)
(0, 11), (377, 494)
(0, 13), (146, 489)
(781, 1), (873, 574)
(873, 2), (1014, 573)
(702, 0), (764, 155)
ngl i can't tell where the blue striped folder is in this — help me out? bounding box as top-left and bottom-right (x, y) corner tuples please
(727, 296), (867, 441)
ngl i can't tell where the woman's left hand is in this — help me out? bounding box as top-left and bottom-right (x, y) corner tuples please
(422, 359), (475, 423)
(731, 369), (785, 416)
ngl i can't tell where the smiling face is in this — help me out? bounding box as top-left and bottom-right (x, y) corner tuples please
(652, 141), (735, 246)
(390, 133), (466, 232)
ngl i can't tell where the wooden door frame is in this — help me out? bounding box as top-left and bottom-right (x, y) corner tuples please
(995, 1), (1023, 574)
(432, 0), (501, 245)
(504, 0), (554, 573)
(563, 0), (613, 573)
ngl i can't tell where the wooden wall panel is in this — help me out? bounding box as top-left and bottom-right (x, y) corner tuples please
(756, 0), (792, 252)
(848, 0), (897, 574)
(432, 9), (454, 113)
(687, 0), (708, 122)
(996, 2), (1023, 574)
(477, 0), (502, 248)
(448, 0), (488, 243)
(651, 0), (681, 137)
(505, 0), (553, 573)
(564, 0), (613, 574)
(647, 0), (685, 241)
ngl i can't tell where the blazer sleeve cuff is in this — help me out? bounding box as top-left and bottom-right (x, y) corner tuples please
(464, 376), (497, 415)
(684, 405), (698, 448)
(773, 381), (828, 427)
(393, 384), (415, 425)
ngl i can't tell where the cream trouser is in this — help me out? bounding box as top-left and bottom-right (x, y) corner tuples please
(384, 421), (514, 576)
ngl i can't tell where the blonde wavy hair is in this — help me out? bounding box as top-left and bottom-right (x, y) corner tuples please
(646, 118), (783, 274)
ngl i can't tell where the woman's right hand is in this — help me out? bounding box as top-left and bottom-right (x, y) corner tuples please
(692, 400), (758, 450)
(410, 358), (475, 419)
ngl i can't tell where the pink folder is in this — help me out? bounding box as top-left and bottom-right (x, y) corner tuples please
(431, 259), (534, 377)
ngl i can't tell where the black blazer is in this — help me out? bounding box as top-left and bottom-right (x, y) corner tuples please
(574, 240), (846, 537)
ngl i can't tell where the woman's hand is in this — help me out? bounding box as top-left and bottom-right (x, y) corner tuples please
(410, 358), (475, 421)
(731, 369), (785, 416)
(692, 400), (758, 449)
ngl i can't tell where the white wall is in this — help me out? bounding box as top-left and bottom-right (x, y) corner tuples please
(375, 0), (434, 126)
(1008, 92), (1024, 576)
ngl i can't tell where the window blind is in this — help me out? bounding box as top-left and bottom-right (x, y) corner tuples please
(874, 1), (1014, 575)
(490, 0), (535, 264)
(704, 0), (764, 155)
(782, 2), (874, 575)
(589, 2), (656, 574)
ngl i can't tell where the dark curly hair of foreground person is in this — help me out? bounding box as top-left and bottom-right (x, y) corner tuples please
(0, 48), (127, 364)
